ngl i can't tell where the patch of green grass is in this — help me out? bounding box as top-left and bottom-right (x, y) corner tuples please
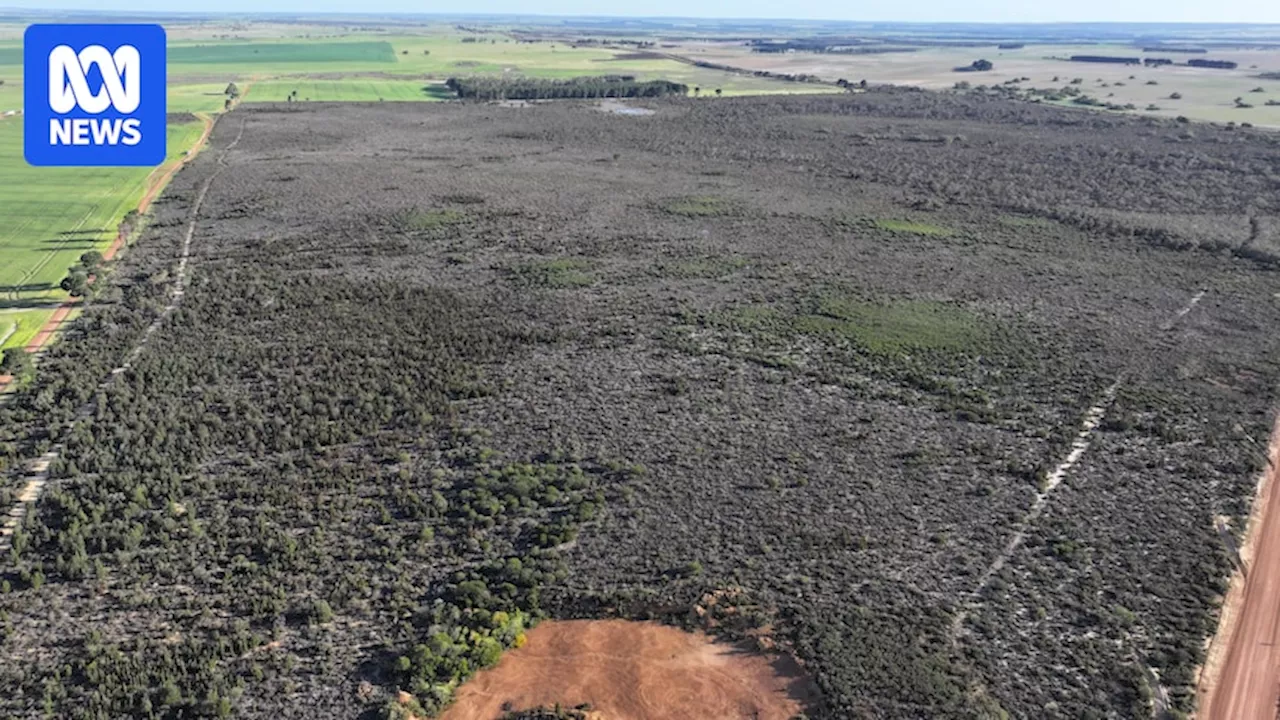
(170, 41), (397, 65)
(654, 255), (748, 279)
(167, 83), (237, 113)
(406, 209), (465, 230)
(245, 79), (453, 103)
(0, 306), (81, 352)
(0, 76), (19, 111)
(661, 195), (738, 217)
(719, 293), (989, 356)
(512, 258), (594, 288)
(875, 219), (953, 236)
(797, 294), (987, 354)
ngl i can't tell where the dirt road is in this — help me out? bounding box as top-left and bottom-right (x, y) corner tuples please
(438, 619), (814, 720)
(1199, 418), (1280, 720)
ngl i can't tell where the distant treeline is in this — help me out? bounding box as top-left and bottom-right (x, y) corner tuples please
(750, 40), (917, 55)
(747, 37), (1032, 53)
(1070, 55), (1141, 65)
(1187, 58), (1238, 69)
(665, 54), (834, 85)
(1142, 46), (1207, 53)
(445, 76), (688, 100)
(1067, 55), (1238, 69)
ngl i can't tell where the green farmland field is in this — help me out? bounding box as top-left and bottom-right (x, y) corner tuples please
(0, 307), (67, 352)
(170, 40), (397, 65)
(246, 78), (453, 102)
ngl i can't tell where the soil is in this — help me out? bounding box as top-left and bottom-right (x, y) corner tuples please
(1198, 417), (1280, 719)
(438, 620), (815, 720)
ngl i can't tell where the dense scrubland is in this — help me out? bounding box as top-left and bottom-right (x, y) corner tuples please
(0, 90), (1278, 719)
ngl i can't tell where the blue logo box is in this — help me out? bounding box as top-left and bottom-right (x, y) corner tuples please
(24, 24), (166, 167)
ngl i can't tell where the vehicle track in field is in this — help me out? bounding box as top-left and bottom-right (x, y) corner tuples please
(0, 116), (243, 555)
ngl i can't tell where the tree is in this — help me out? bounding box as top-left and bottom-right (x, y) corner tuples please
(309, 599), (334, 624)
(225, 82), (240, 98)
(0, 348), (32, 377)
(714, 88), (722, 96)
(79, 250), (103, 270)
(61, 270), (88, 297)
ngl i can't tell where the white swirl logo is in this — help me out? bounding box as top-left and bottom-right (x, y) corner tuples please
(47, 44), (141, 114)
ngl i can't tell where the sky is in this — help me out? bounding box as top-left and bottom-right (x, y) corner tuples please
(12, 0), (1280, 24)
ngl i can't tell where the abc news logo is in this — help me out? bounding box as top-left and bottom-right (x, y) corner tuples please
(48, 44), (143, 146)
(25, 24), (166, 167)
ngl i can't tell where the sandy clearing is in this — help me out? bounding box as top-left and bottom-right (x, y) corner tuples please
(1197, 416), (1280, 720)
(437, 619), (815, 720)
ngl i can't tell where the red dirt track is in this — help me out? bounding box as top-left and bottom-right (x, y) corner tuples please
(1200, 418), (1280, 720)
(437, 620), (815, 720)
(22, 302), (78, 353)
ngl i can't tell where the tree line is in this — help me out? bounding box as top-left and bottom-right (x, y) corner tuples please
(445, 76), (688, 100)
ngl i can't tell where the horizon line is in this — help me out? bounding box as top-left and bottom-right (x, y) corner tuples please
(3, 8), (1280, 27)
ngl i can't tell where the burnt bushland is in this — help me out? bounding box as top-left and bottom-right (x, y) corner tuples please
(1, 92), (1278, 719)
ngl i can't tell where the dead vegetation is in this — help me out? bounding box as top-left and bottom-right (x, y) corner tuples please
(0, 91), (1277, 719)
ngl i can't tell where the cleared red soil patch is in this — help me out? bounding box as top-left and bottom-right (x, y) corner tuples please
(1199, 417), (1280, 720)
(438, 620), (816, 720)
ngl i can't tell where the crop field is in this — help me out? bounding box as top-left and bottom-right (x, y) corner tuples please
(0, 91), (1276, 719)
(170, 40), (397, 65)
(245, 78), (453, 102)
